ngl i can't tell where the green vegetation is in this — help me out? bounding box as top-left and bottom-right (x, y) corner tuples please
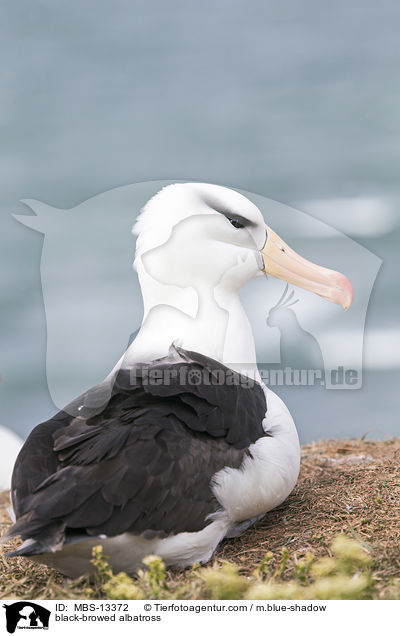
(81, 534), (387, 600)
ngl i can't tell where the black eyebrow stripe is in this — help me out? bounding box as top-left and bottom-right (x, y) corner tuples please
(201, 193), (256, 228)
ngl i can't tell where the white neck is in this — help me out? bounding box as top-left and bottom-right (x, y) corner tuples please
(116, 266), (260, 380)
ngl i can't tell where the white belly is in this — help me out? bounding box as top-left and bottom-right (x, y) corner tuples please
(211, 387), (300, 523)
(30, 517), (231, 578)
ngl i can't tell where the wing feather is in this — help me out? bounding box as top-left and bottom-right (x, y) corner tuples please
(8, 346), (267, 554)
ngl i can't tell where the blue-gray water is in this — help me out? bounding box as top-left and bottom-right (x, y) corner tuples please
(1, 0), (399, 445)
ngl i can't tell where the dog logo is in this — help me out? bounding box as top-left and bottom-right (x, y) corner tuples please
(14, 182), (381, 395)
(3, 602), (50, 633)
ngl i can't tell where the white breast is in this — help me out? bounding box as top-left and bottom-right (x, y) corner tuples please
(211, 387), (300, 523)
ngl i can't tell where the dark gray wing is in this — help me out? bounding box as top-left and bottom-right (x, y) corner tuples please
(8, 346), (267, 555)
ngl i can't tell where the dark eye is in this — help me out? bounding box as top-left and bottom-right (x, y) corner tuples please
(228, 218), (244, 229)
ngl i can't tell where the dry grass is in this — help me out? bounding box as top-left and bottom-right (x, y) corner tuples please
(1, 438), (399, 600)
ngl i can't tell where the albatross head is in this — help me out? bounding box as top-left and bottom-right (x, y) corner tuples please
(133, 183), (353, 310)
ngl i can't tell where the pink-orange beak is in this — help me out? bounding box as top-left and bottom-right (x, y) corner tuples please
(261, 225), (354, 310)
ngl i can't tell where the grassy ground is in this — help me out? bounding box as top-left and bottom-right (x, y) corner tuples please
(0, 438), (399, 600)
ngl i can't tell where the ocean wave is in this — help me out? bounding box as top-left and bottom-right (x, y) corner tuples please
(298, 197), (398, 238)
(321, 327), (400, 370)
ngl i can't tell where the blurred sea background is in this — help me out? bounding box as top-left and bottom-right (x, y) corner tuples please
(0, 0), (399, 449)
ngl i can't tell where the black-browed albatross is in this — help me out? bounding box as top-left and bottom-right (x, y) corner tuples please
(5, 183), (353, 577)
